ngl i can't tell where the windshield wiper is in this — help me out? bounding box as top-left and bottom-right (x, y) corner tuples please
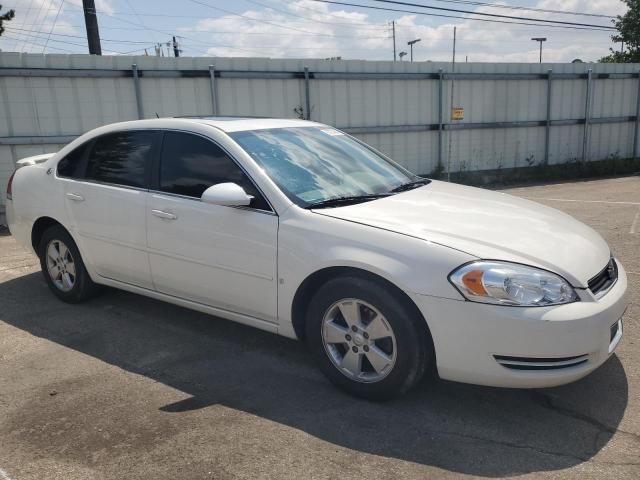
(390, 178), (431, 193)
(305, 193), (392, 209)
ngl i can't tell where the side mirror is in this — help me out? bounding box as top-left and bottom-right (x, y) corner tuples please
(201, 183), (253, 207)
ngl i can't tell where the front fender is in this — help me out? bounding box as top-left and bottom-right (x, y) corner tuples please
(276, 211), (474, 338)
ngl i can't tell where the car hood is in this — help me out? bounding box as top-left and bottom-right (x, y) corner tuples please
(314, 180), (610, 287)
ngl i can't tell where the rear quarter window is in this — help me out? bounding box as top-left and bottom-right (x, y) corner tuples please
(57, 143), (89, 178)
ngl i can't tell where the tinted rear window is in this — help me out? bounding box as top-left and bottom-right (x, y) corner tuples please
(85, 131), (155, 188)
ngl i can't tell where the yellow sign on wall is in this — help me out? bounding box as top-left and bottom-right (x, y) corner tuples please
(451, 107), (464, 120)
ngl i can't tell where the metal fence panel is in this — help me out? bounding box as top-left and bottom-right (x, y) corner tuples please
(1, 53), (640, 214)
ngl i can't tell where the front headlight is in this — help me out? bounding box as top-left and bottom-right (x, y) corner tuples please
(449, 261), (578, 306)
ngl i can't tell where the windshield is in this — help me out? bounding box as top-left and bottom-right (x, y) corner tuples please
(230, 127), (417, 207)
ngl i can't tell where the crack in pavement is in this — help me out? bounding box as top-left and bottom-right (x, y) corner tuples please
(438, 430), (588, 463)
(532, 391), (640, 441)
(439, 429), (639, 467)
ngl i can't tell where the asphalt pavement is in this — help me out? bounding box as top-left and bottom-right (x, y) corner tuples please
(0, 176), (638, 479)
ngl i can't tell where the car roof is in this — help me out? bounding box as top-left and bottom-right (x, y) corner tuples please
(84, 117), (327, 138)
(179, 116), (322, 133)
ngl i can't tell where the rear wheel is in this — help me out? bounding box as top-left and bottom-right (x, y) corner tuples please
(306, 275), (432, 400)
(38, 225), (99, 303)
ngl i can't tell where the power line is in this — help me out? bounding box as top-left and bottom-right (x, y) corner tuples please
(271, 0), (388, 26)
(4, 30), (127, 54)
(5, 16), (281, 56)
(35, 1), (391, 40)
(365, 0), (616, 29)
(5, 26), (162, 46)
(425, 0), (617, 19)
(2, 34), (77, 53)
(23, 0), (47, 50)
(124, 0), (158, 44)
(185, 0), (388, 38)
(243, 0), (389, 29)
(181, 40), (389, 51)
(7, 23), (391, 37)
(17, 0), (45, 52)
(309, 0), (615, 31)
(16, 11), (316, 55)
(2, 3), (384, 26)
(99, 6), (389, 57)
(2, 0), (620, 20)
(43, 0), (65, 53)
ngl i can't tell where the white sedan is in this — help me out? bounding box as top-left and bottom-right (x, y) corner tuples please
(5, 117), (628, 399)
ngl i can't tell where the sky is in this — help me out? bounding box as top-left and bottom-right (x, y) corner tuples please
(0, 0), (629, 63)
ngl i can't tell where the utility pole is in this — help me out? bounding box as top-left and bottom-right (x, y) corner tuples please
(82, 0), (102, 55)
(173, 36), (180, 57)
(452, 26), (457, 68)
(392, 20), (396, 61)
(531, 37), (547, 63)
(447, 26), (457, 182)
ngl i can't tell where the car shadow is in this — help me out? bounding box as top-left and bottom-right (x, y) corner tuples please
(0, 272), (629, 477)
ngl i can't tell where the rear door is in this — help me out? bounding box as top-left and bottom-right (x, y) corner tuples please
(146, 131), (278, 323)
(62, 130), (159, 289)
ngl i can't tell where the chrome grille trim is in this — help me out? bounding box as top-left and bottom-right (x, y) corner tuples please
(588, 258), (618, 299)
(494, 354), (589, 371)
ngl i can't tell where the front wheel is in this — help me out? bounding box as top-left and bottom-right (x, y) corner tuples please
(306, 276), (432, 400)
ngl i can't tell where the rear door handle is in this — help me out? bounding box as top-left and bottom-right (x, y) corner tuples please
(151, 209), (177, 220)
(66, 192), (84, 202)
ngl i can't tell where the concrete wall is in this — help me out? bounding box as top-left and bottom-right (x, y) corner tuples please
(1, 53), (639, 216)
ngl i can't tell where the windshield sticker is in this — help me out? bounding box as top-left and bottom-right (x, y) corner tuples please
(321, 128), (345, 136)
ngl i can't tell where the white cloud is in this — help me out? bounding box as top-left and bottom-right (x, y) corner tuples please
(184, 0), (390, 58)
(179, 0), (627, 63)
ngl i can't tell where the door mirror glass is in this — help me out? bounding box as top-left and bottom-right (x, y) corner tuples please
(201, 183), (253, 207)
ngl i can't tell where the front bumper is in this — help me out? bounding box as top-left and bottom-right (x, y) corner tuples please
(412, 260), (628, 388)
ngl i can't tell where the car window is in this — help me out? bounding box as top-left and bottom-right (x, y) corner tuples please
(57, 142), (89, 178)
(159, 131), (270, 211)
(85, 131), (155, 188)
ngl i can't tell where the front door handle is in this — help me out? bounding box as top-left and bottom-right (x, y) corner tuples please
(151, 209), (177, 220)
(66, 192), (84, 202)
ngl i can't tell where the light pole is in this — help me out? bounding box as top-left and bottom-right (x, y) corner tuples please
(531, 37), (547, 63)
(398, 51), (407, 61)
(407, 38), (421, 62)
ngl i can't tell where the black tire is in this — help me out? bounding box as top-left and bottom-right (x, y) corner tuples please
(306, 275), (432, 400)
(38, 224), (100, 303)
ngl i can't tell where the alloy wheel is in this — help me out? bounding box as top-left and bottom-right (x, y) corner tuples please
(321, 298), (397, 383)
(45, 239), (76, 292)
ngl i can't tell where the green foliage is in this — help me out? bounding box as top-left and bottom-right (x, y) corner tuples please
(0, 4), (15, 36)
(599, 0), (640, 63)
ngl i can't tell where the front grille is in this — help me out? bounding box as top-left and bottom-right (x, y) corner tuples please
(494, 354), (589, 371)
(588, 258), (618, 298)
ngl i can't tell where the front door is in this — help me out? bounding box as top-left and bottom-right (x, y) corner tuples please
(146, 131), (278, 323)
